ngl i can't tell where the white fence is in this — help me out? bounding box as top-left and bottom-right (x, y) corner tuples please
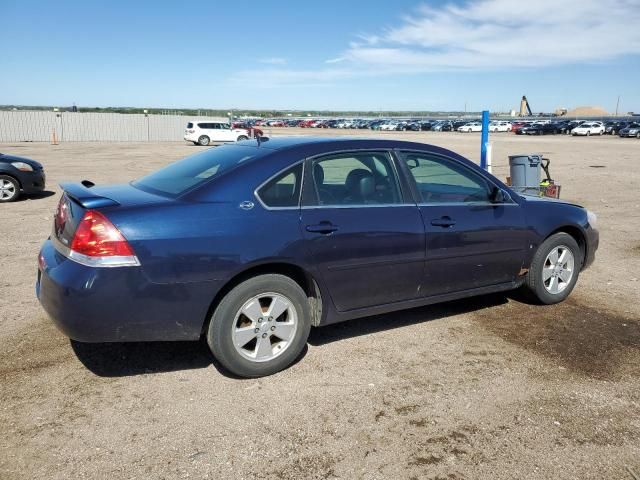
(0, 111), (228, 142)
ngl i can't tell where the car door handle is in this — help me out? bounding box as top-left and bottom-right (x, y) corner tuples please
(305, 222), (339, 234)
(430, 217), (456, 228)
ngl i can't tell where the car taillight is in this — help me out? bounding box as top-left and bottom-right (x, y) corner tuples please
(70, 210), (135, 258)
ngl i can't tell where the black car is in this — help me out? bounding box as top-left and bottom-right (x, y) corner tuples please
(607, 121), (630, 135)
(0, 153), (46, 202)
(523, 123), (559, 135)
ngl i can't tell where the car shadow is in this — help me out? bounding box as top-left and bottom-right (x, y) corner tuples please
(16, 190), (56, 201)
(71, 293), (511, 378)
(71, 338), (309, 379)
(71, 339), (216, 377)
(308, 293), (509, 346)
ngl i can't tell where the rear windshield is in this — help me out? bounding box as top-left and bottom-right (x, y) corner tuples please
(133, 145), (266, 197)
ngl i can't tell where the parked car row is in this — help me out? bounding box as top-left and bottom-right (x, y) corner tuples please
(233, 118), (640, 138)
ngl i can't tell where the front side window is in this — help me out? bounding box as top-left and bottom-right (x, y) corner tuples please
(309, 151), (401, 206)
(257, 163), (303, 208)
(401, 152), (491, 204)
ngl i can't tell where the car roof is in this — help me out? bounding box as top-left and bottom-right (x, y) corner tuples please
(231, 136), (452, 153)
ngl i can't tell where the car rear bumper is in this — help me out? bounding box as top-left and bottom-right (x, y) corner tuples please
(36, 239), (217, 342)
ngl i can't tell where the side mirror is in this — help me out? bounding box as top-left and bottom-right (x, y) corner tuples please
(406, 158), (419, 169)
(489, 186), (508, 203)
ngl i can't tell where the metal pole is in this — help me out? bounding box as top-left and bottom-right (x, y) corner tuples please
(480, 110), (489, 169)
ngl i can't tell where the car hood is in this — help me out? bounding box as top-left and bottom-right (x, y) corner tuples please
(0, 153), (43, 169)
(520, 194), (583, 209)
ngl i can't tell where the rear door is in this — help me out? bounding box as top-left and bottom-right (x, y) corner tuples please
(300, 150), (425, 312)
(398, 150), (528, 297)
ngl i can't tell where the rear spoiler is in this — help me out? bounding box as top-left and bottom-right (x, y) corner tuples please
(59, 181), (119, 208)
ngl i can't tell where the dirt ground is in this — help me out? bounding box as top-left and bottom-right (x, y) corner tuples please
(1, 129), (639, 480)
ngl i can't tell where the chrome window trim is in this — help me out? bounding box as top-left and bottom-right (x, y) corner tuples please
(417, 202), (518, 207)
(253, 160), (305, 211)
(301, 203), (416, 210)
(51, 234), (140, 268)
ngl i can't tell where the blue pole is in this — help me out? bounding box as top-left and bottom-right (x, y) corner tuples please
(480, 110), (489, 170)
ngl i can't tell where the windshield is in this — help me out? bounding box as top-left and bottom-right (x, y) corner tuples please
(133, 145), (267, 197)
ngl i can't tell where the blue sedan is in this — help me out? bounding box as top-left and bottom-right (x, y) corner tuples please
(37, 137), (599, 377)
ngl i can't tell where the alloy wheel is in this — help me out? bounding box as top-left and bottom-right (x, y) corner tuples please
(231, 292), (298, 362)
(542, 245), (575, 294)
(0, 179), (17, 200)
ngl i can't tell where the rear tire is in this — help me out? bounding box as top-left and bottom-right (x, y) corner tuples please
(198, 135), (210, 146)
(207, 274), (311, 378)
(523, 233), (581, 305)
(236, 135), (249, 141)
(0, 175), (20, 202)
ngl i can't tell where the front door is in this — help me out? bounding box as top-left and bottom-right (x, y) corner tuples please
(300, 150), (425, 312)
(398, 150), (527, 297)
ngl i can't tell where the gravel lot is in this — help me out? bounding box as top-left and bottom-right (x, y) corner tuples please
(1, 130), (639, 479)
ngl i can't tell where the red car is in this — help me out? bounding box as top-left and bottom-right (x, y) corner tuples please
(298, 120), (315, 128)
(231, 122), (263, 137)
(510, 122), (527, 132)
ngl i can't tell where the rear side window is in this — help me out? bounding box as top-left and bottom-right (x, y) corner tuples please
(133, 145), (266, 197)
(257, 164), (303, 208)
(309, 151), (401, 206)
(187, 122), (194, 128)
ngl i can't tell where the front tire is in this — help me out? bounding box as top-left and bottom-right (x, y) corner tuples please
(198, 135), (210, 146)
(207, 274), (311, 377)
(236, 135), (249, 141)
(523, 233), (581, 305)
(0, 175), (20, 202)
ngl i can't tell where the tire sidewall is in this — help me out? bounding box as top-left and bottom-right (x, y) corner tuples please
(207, 274), (311, 377)
(0, 175), (20, 202)
(527, 233), (581, 304)
(198, 135), (210, 146)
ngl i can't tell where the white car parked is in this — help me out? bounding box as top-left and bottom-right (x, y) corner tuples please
(184, 121), (251, 146)
(489, 121), (512, 132)
(379, 122), (400, 131)
(571, 123), (605, 136)
(458, 122), (482, 132)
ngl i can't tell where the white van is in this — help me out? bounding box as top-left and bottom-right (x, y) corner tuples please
(184, 122), (251, 146)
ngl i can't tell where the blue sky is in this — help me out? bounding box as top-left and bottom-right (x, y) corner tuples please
(1, 0), (639, 112)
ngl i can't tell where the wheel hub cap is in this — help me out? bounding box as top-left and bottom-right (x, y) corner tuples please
(0, 180), (16, 199)
(542, 245), (575, 294)
(231, 293), (298, 363)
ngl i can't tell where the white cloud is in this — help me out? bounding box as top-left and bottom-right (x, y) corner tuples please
(258, 57), (288, 65)
(234, 0), (640, 86)
(346, 0), (640, 69)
